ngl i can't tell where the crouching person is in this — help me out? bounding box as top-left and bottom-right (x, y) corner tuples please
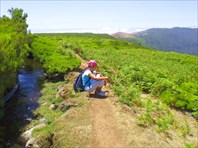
(82, 60), (109, 97)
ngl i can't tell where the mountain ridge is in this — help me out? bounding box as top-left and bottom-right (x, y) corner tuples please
(111, 27), (198, 55)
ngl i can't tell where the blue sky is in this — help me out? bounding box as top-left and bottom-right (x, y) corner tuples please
(1, 0), (197, 34)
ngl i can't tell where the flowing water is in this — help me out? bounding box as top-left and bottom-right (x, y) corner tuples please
(0, 59), (44, 147)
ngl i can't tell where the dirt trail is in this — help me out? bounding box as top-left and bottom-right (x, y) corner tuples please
(77, 56), (128, 147)
(90, 98), (127, 147)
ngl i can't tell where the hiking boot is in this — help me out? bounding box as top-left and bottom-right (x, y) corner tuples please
(95, 90), (106, 97)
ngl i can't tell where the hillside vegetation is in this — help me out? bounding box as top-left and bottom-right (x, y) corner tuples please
(30, 35), (81, 77)
(13, 33), (197, 147)
(30, 33), (198, 119)
(1, 8), (198, 147)
(112, 27), (198, 55)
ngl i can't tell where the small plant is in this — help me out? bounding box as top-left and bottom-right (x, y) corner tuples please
(178, 119), (192, 137)
(184, 142), (195, 148)
(137, 112), (154, 127)
(156, 116), (172, 131)
(137, 97), (179, 133)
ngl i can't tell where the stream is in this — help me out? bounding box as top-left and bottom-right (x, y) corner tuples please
(0, 59), (44, 147)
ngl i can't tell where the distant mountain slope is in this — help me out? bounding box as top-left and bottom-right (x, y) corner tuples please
(112, 27), (198, 55)
(112, 32), (135, 38)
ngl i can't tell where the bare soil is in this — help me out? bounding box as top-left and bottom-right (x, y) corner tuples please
(88, 90), (198, 147)
(90, 97), (128, 147)
(79, 57), (129, 147)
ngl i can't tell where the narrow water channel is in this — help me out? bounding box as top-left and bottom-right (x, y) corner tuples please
(1, 59), (44, 147)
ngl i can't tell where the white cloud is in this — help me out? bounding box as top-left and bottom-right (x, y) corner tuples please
(31, 27), (150, 34)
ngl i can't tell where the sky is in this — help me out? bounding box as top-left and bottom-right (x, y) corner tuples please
(1, 0), (197, 34)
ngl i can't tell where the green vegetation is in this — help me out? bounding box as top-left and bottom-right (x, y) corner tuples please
(30, 34), (81, 76)
(137, 97), (192, 136)
(29, 33), (198, 119)
(26, 80), (92, 147)
(28, 81), (65, 147)
(0, 8), (30, 145)
(1, 9), (197, 146)
(0, 8), (29, 94)
(0, 8), (30, 118)
(0, 5), (197, 148)
(38, 33), (197, 119)
(0, 9), (81, 144)
(34, 81), (66, 122)
(16, 32), (196, 147)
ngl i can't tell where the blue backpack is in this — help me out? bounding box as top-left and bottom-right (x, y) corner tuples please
(73, 69), (91, 92)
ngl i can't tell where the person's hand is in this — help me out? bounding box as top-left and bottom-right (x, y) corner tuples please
(104, 77), (109, 80)
(97, 72), (103, 76)
(104, 79), (107, 86)
(104, 77), (109, 85)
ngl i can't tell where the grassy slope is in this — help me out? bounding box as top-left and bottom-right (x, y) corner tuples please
(55, 33), (197, 117)
(23, 33), (198, 147)
(27, 70), (198, 148)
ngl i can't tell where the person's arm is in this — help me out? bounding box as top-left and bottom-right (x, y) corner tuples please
(88, 72), (108, 81)
(93, 70), (100, 75)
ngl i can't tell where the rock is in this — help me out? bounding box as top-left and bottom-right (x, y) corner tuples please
(59, 100), (78, 111)
(21, 129), (33, 143)
(56, 84), (71, 98)
(21, 123), (46, 143)
(41, 102), (47, 106)
(64, 72), (78, 81)
(25, 138), (40, 148)
(25, 118), (33, 124)
(39, 118), (47, 124)
(50, 104), (57, 110)
(57, 84), (63, 90)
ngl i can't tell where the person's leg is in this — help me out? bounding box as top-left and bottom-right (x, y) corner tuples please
(93, 74), (104, 92)
(95, 86), (102, 92)
(84, 74), (105, 95)
(86, 80), (104, 92)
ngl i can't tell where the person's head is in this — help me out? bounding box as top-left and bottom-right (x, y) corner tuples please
(87, 60), (97, 71)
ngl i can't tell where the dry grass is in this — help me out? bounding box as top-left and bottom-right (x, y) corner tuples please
(52, 91), (93, 148)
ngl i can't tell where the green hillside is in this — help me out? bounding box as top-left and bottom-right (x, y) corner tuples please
(27, 33), (198, 147)
(1, 29), (197, 147)
(30, 33), (198, 119)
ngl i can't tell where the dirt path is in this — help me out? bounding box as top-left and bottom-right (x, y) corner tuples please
(76, 55), (128, 147)
(90, 98), (127, 147)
